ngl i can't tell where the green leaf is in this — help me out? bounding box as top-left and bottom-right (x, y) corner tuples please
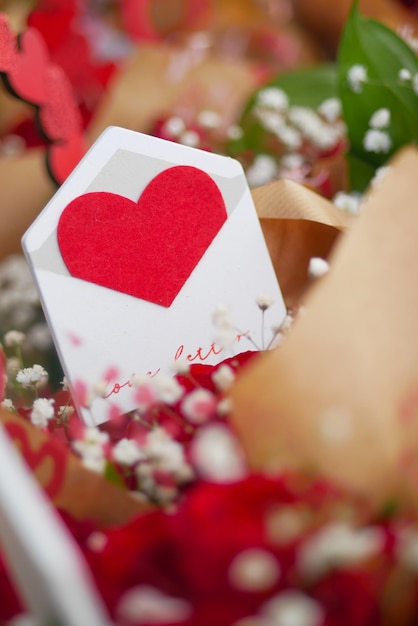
(227, 64), (338, 157)
(104, 461), (125, 488)
(345, 152), (377, 191)
(337, 0), (418, 191)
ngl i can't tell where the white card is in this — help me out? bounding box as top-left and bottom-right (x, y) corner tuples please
(0, 424), (111, 625)
(23, 127), (286, 425)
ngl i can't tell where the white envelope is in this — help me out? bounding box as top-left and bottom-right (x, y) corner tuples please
(23, 127), (286, 425)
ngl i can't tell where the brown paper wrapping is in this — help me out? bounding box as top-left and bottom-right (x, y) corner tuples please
(232, 147), (418, 509)
(0, 409), (146, 527)
(254, 179), (352, 306)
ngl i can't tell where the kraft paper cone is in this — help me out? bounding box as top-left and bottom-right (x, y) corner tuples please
(0, 409), (146, 527)
(254, 179), (352, 307)
(232, 147), (418, 509)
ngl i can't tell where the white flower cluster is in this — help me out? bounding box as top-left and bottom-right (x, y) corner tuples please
(236, 589), (324, 626)
(132, 374), (185, 412)
(30, 398), (55, 428)
(16, 364), (48, 389)
(190, 423), (247, 482)
(212, 304), (236, 350)
(135, 427), (194, 504)
(72, 427), (110, 474)
(162, 116), (200, 148)
(363, 107), (392, 154)
(333, 190), (363, 215)
(297, 521), (385, 579)
(347, 64), (368, 93)
(288, 106), (343, 151)
(249, 87), (344, 188)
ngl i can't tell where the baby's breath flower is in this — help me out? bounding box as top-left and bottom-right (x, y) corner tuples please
(280, 153), (304, 170)
(112, 438), (144, 466)
(256, 86), (289, 111)
(275, 125), (302, 150)
(256, 293), (274, 311)
(181, 388), (217, 424)
(116, 586), (192, 625)
(92, 380), (108, 398)
(16, 364), (48, 388)
(288, 106), (341, 150)
(57, 405), (73, 420)
(1, 398), (14, 411)
(61, 376), (69, 391)
(363, 128), (392, 153)
(212, 304), (233, 329)
(144, 427), (185, 473)
(72, 427), (109, 474)
(30, 397), (55, 428)
(333, 190), (363, 215)
(214, 327), (236, 350)
(262, 590), (324, 626)
(229, 548), (280, 592)
(162, 116), (185, 137)
(86, 531), (108, 553)
(180, 130), (200, 147)
(226, 125), (243, 141)
(217, 397), (232, 416)
(308, 257), (330, 279)
(399, 67), (412, 82)
(133, 377), (158, 412)
(190, 424), (247, 482)
(369, 108), (390, 129)
(170, 358), (190, 375)
(246, 154), (277, 187)
(212, 365), (235, 392)
(317, 97), (342, 122)
(347, 64), (368, 93)
(370, 165), (391, 188)
(155, 376), (184, 405)
(197, 109), (221, 129)
(298, 522), (384, 579)
(4, 330), (25, 347)
(280, 313), (294, 332)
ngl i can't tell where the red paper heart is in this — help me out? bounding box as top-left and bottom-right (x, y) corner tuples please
(0, 15), (18, 72)
(57, 165), (227, 306)
(47, 134), (88, 185)
(39, 66), (83, 142)
(6, 28), (50, 105)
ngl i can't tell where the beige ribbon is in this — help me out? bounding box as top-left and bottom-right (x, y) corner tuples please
(253, 178), (352, 307)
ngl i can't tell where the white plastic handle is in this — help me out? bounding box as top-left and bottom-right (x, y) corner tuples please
(0, 424), (111, 626)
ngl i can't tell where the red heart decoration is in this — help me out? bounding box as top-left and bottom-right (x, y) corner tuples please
(6, 28), (50, 105)
(39, 66), (83, 142)
(0, 15), (18, 72)
(4, 422), (67, 500)
(47, 134), (88, 185)
(57, 166), (227, 306)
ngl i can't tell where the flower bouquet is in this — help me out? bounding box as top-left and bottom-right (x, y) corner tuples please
(2, 2), (418, 625)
